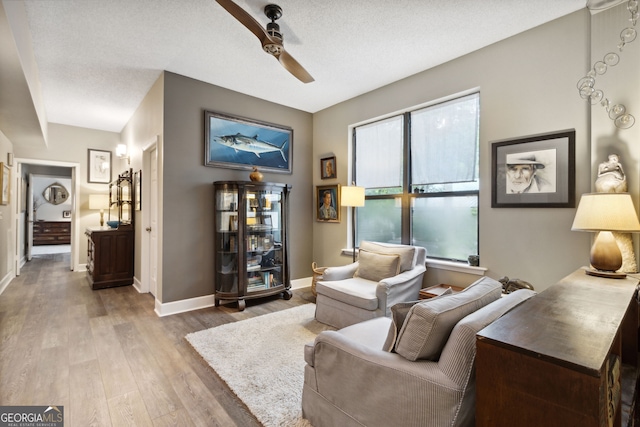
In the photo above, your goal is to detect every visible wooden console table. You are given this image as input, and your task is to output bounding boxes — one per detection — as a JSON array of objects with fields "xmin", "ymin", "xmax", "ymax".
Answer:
[{"xmin": 476, "ymin": 269, "xmax": 639, "ymax": 426}]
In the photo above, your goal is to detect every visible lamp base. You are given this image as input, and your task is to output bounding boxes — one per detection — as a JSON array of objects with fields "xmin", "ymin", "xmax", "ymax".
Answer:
[{"xmin": 584, "ymin": 268, "xmax": 627, "ymax": 279}]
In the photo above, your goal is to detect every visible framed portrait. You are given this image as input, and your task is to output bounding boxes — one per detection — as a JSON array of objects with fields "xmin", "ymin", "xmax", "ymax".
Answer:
[
  {"xmin": 0, "ymin": 162, "xmax": 9, "ymax": 205},
  {"xmin": 316, "ymin": 184, "xmax": 340, "ymax": 223},
  {"xmin": 320, "ymin": 155, "xmax": 337, "ymax": 180},
  {"xmin": 205, "ymin": 110, "xmax": 292, "ymax": 174},
  {"xmin": 491, "ymin": 129, "xmax": 575, "ymax": 208},
  {"xmin": 88, "ymin": 148, "xmax": 112, "ymax": 184},
  {"xmin": 62, "ymin": 210, "xmax": 71, "ymax": 218}
]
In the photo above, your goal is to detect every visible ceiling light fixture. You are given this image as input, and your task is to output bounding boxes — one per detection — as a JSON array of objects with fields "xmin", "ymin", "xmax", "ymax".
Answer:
[{"xmin": 577, "ymin": 0, "xmax": 638, "ymax": 129}]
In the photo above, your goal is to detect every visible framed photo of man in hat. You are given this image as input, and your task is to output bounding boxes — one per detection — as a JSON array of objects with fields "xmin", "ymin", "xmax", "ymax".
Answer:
[{"xmin": 492, "ymin": 129, "xmax": 575, "ymax": 208}]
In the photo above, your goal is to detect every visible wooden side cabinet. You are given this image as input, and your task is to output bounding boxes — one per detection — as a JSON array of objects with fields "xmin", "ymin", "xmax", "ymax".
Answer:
[
  {"xmin": 476, "ymin": 269, "xmax": 639, "ymax": 427},
  {"xmin": 85, "ymin": 227, "xmax": 134, "ymax": 290},
  {"xmin": 33, "ymin": 221, "xmax": 71, "ymax": 245}
]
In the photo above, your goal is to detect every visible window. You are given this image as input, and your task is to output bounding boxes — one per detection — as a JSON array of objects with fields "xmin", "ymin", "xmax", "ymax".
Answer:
[{"xmin": 353, "ymin": 92, "xmax": 479, "ymax": 262}]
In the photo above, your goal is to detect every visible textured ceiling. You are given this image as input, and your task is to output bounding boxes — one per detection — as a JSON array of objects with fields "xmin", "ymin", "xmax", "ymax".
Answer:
[{"xmin": 19, "ymin": 0, "xmax": 588, "ymax": 133}]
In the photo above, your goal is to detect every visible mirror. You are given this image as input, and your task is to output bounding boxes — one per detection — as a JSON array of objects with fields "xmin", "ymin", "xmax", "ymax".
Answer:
[{"xmin": 42, "ymin": 182, "xmax": 69, "ymax": 205}]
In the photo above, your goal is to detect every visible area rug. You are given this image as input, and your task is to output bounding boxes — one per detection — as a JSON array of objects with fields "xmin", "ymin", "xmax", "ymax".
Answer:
[{"xmin": 185, "ymin": 303, "xmax": 332, "ymax": 427}]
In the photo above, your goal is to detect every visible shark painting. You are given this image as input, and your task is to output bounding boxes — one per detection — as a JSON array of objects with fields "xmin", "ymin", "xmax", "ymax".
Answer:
[
  {"xmin": 212, "ymin": 133, "xmax": 288, "ymax": 162},
  {"xmin": 205, "ymin": 111, "xmax": 292, "ymax": 172}
]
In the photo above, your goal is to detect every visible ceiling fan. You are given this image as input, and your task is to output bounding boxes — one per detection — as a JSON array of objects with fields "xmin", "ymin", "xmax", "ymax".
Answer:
[{"xmin": 215, "ymin": 0, "xmax": 314, "ymax": 83}]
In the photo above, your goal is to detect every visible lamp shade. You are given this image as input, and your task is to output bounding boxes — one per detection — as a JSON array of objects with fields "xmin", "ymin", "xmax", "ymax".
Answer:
[
  {"xmin": 89, "ymin": 194, "xmax": 109, "ymax": 210},
  {"xmin": 341, "ymin": 186, "xmax": 365, "ymax": 207},
  {"xmin": 571, "ymin": 193, "xmax": 640, "ymax": 232}
]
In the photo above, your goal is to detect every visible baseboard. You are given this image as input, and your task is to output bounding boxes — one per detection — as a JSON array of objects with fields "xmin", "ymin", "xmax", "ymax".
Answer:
[
  {"xmin": 77, "ymin": 263, "xmax": 87, "ymax": 272},
  {"xmin": 155, "ymin": 294, "xmax": 216, "ymax": 317},
  {"xmin": 132, "ymin": 276, "xmax": 144, "ymax": 293},
  {"xmin": 291, "ymin": 276, "xmax": 312, "ymax": 290},
  {"xmin": 0, "ymin": 271, "xmax": 16, "ymax": 296}
]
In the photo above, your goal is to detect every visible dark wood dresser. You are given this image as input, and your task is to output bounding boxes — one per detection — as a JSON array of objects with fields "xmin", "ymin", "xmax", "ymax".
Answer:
[
  {"xmin": 85, "ymin": 226, "xmax": 134, "ymax": 290},
  {"xmin": 476, "ymin": 268, "xmax": 639, "ymax": 427},
  {"xmin": 33, "ymin": 221, "xmax": 71, "ymax": 245}
]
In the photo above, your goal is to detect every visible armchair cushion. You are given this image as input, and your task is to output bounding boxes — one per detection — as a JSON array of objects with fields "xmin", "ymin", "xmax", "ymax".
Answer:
[
  {"xmin": 315, "ymin": 277, "xmax": 379, "ymax": 311},
  {"xmin": 383, "ymin": 287, "xmax": 453, "ymax": 352},
  {"xmin": 354, "ymin": 249, "xmax": 401, "ymax": 282},
  {"xmin": 394, "ymin": 277, "xmax": 502, "ymax": 361},
  {"xmin": 359, "ymin": 241, "xmax": 416, "ymax": 272}
]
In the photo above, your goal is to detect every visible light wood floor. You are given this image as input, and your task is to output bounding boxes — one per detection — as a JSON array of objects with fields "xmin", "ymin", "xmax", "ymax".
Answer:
[{"xmin": 0, "ymin": 253, "xmax": 314, "ymax": 426}]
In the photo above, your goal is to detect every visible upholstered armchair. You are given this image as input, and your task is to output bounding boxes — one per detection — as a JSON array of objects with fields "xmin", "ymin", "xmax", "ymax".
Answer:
[
  {"xmin": 315, "ymin": 241, "xmax": 427, "ymax": 329},
  {"xmin": 303, "ymin": 278, "xmax": 536, "ymax": 427}
]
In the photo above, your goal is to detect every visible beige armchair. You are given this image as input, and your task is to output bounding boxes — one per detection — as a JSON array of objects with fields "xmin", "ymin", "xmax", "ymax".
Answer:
[
  {"xmin": 303, "ymin": 278, "xmax": 536, "ymax": 427},
  {"xmin": 315, "ymin": 241, "xmax": 427, "ymax": 329}
]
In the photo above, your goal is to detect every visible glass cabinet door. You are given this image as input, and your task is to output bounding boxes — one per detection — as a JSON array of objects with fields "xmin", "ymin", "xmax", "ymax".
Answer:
[
  {"xmin": 245, "ymin": 188, "xmax": 284, "ymax": 294},
  {"xmin": 216, "ymin": 187, "xmax": 239, "ymax": 294}
]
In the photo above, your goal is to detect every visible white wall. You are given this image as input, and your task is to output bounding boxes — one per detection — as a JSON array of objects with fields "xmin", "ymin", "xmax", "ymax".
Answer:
[
  {"xmin": 14, "ymin": 123, "xmax": 122, "ymax": 260},
  {"xmin": 32, "ymin": 176, "xmax": 72, "ymax": 222},
  {"xmin": 313, "ymin": 10, "xmax": 594, "ymax": 292}
]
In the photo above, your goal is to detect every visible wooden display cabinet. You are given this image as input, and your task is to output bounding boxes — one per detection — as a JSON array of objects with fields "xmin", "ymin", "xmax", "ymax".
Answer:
[
  {"xmin": 86, "ymin": 169, "xmax": 135, "ymax": 290},
  {"xmin": 213, "ymin": 181, "xmax": 292, "ymax": 311}
]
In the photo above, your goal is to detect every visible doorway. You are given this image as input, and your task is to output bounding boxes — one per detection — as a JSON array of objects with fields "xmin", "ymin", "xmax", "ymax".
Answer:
[{"xmin": 13, "ymin": 158, "xmax": 80, "ymax": 275}]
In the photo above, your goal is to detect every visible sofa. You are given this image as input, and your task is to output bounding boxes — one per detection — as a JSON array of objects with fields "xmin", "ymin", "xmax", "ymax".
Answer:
[
  {"xmin": 302, "ymin": 277, "xmax": 536, "ymax": 427},
  {"xmin": 315, "ymin": 241, "xmax": 427, "ymax": 329}
]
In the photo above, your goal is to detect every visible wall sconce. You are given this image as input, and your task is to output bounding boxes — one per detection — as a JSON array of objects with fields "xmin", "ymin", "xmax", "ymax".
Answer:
[
  {"xmin": 341, "ymin": 184, "xmax": 365, "ymax": 262},
  {"xmin": 116, "ymin": 144, "xmax": 130, "ymax": 165},
  {"xmin": 89, "ymin": 194, "xmax": 110, "ymax": 227},
  {"xmin": 571, "ymin": 192, "xmax": 640, "ymax": 278}
]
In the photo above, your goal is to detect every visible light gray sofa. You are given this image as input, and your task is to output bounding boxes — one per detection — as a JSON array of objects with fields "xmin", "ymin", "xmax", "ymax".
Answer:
[
  {"xmin": 302, "ymin": 277, "xmax": 536, "ymax": 427},
  {"xmin": 315, "ymin": 241, "xmax": 427, "ymax": 329}
]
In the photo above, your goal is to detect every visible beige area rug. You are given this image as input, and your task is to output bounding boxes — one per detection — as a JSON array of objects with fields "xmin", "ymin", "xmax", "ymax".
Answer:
[{"xmin": 186, "ymin": 303, "xmax": 332, "ymax": 427}]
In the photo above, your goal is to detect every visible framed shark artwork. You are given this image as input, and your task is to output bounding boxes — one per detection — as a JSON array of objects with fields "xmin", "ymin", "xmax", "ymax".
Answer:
[{"xmin": 205, "ymin": 110, "xmax": 292, "ymax": 174}]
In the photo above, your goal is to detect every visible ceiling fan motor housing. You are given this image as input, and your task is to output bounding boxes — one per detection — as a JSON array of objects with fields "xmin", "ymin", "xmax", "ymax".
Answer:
[{"xmin": 263, "ymin": 4, "xmax": 284, "ymax": 55}]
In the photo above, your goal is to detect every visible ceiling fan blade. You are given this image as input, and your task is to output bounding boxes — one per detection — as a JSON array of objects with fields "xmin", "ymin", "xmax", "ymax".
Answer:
[
  {"xmin": 215, "ymin": 0, "xmax": 271, "ymax": 45},
  {"xmin": 278, "ymin": 50, "xmax": 314, "ymax": 83}
]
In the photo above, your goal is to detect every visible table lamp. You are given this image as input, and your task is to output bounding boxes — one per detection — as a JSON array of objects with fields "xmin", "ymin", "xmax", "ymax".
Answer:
[
  {"xmin": 89, "ymin": 194, "xmax": 110, "ymax": 227},
  {"xmin": 571, "ymin": 193, "xmax": 640, "ymax": 278},
  {"xmin": 341, "ymin": 184, "xmax": 365, "ymax": 262}
]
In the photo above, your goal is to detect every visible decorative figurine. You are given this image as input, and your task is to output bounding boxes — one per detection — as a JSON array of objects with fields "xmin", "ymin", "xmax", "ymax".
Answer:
[{"xmin": 595, "ymin": 154, "xmax": 637, "ymax": 273}]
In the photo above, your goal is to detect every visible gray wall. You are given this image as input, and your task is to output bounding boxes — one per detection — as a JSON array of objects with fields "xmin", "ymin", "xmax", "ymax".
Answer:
[
  {"xmin": 161, "ymin": 72, "xmax": 313, "ymax": 303},
  {"xmin": 312, "ymin": 10, "xmax": 593, "ymax": 292}
]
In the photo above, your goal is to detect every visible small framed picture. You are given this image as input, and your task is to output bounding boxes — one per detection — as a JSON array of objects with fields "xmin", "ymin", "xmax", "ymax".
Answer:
[
  {"xmin": 491, "ymin": 129, "xmax": 575, "ymax": 208},
  {"xmin": 320, "ymin": 156, "xmax": 336, "ymax": 180},
  {"xmin": 62, "ymin": 210, "xmax": 71, "ymax": 218},
  {"xmin": 316, "ymin": 185, "xmax": 340, "ymax": 222},
  {"xmin": 0, "ymin": 162, "xmax": 9, "ymax": 205},
  {"xmin": 88, "ymin": 148, "xmax": 112, "ymax": 184}
]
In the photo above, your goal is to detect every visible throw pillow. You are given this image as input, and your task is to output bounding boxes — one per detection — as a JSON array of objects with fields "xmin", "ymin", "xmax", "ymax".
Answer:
[
  {"xmin": 394, "ymin": 277, "xmax": 502, "ymax": 361},
  {"xmin": 354, "ymin": 249, "xmax": 401, "ymax": 282},
  {"xmin": 359, "ymin": 241, "xmax": 416, "ymax": 273},
  {"xmin": 382, "ymin": 287, "xmax": 453, "ymax": 352}
]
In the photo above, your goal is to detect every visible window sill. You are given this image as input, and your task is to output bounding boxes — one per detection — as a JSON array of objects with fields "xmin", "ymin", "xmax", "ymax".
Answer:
[
  {"xmin": 342, "ymin": 249, "xmax": 486, "ymax": 276},
  {"xmin": 425, "ymin": 258, "xmax": 487, "ymax": 276}
]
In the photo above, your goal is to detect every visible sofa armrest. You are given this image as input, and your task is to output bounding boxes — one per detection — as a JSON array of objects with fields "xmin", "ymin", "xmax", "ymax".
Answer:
[
  {"xmin": 322, "ymin": 262, "xmax": 359, "ymax": 281},
  {"xmin": 308, "ymin": 329, "xmax": 464, "ymax": 427}
]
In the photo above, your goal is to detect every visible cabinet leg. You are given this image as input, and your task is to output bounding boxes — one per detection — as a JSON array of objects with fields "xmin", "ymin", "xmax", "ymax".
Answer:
[
  {"xmin": 283, "ymin": 289, "xmax": 293, "ymax": 300},
  {"xmin": 238, "ymin": 299, "xmax": 246, "ymax": 311},
  {"xmin": 214, "ymin": 297, "xmax": 220, "ymax": 307}
]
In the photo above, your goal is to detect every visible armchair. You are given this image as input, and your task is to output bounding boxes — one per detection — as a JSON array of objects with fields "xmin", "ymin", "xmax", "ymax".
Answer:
[
  {"xmin": 315, "ymin": 241, "xmax": 427, "ymax": 329},
  {"xmin": 303, "ymin": 280, "xmax": 536, "ymax": 427}
]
